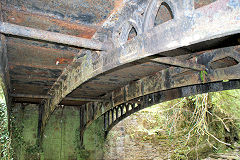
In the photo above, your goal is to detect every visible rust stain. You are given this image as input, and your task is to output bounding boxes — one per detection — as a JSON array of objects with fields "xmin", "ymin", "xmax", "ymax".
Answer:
[
  {"xmin": 9, "ymin": 62, "xmax": 65, "ymax": 70},
  {"xmin": 4, "ymin": 7, "xmax": 97, "ymax": 38},
  {"xmin": 11, "ymin": 75, "xmax": 57, "ymax": 81},
  {"xmin": 51, "ymin": 19, "xmax": 97, "ymax": 39},
  {"xmin": 7, "ymin": 9, "xmax": 24, "ymax": 24},
  {"xmin": 8, "ymin": 42, "xmax": 74, "ymax": 67},
  {"xmin": 56, "ymin": 58, "xmax": 72, "ymax": 65},
  {"xmin": 9, "ymin": 65, "xmax": 14, "ymax": 70},
  {"xmin": 7, "ymin": 39, "xmax": 76, "ymax": 57},
  {"xmin": 113, "ymin": 0, "xmax": 124, "ymax": 13},
  {"xmin": 98, "ymin": 0, "xmax": 124, "ymax": 25}
]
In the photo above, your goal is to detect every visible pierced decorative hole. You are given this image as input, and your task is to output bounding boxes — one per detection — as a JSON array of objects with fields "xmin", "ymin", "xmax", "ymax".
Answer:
[
  {"xmin": 194, "ymin": 0, "xmax": 217, "ymax": 9},
  {"xmin": 119, "ymin": 106, "xmax": 122, "ymax": 115},
  {"xmin": 127, "ymin": 27, "xmax": 137, "ymax": 41},
  {"xmin": 109, "ymin": 112, "xmax": 112, "ymax": 124},
  {"xmin": 123, "ymin": 106, "xmax": 127, "ymax": 114},
  {"xmin": 113, "ymin": 109, "xmax": 116, "ymax": 121},
  {"xmin": 127, "ymin": 104, "xmax": 132, "ymax": 111},
  {"xmin": 210, "ymin": 57, "xmax": 239, "ymax": 69},
  {"xmin": 154, "ymin": 2, "xmax": 173, "ymax": 26},
  {"xmin": 115, "ymin": 107, "xmax": 119, "ymax": 118},
  {"xmin": 134, "ymin": 103, "xmax": 138, "ymax": 108}
]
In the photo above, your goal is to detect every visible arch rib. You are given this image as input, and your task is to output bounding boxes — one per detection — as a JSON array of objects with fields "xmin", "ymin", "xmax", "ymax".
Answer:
[
  {"xmin": 105, "ymin": 80, "xmax": 240, "ymax": 134},
  {"xmin": 79, "ymin": 45, "xmax": 240, "ymax": 137},
  {"xmin": 40, "ymin": 0, "xmax": 240, "ymax": 140}
]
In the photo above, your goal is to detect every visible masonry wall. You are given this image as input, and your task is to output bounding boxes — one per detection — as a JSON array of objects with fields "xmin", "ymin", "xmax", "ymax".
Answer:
[
  {"xmin": 42, "ymin": 106, "xmax": 80, "ymax": 160},
  {"xmin": 11, "ymin": 103, "xmax": 105, "ymax": 160},
  {"xmin": 103, "ymin": 110, "xmax": 174, "ymax": 160}
]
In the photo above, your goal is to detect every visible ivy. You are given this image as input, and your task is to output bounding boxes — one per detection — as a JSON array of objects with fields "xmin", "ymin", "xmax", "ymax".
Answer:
[
  {"xmin": 0, "ymin": 103, "xmax": 12, "ymax": 160},
  {"xmin": 10, "ymin": 107, "xmax": 41, "ymax": 159},
  {"xmin": 200, "ymin": 70, "xmax": 208, "ymax": 83},
  {"xmin": 11, "ymin": 114, "xmax": 25, "ymax": 158},
  {"xmin": 25, "ymin": 144, "xmax": 40, "ymax": 160}
]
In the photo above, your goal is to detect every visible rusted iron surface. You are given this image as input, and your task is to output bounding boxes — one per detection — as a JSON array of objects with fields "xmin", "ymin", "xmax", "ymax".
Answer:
[
  {"xmin": 7, "ymin": 38, "xmax": 75, "ymax": 68},
  {"xmin": 12, "ymin": 97, "xmax": 88, "ymax": 106},
  {"xmin": 7, "ymin": 36, "xmax": 76, "ymax": 95},
  {"xmin": 67, "ymin": 62, "xmax": 167, "ymax": 97},
  {"xmin": 8, "ymin": 35, "xmax": 81, "ymax": 53},
  {"xmin": 0, "ymin": 1, "xmax": 11, "ymax": 101},
  {"xmin": 38, "ymin": 0, "xmax": 240, "ymax": 139},
  {"xmin": 3, "ymin": 7, "xmax": 97, "ymax": 39},
  {"xmin": 12, "ymin": 83, "xmax": 51, "ymax": 95},
  {"xmin": 0, "ymin": 21, "xmax": 111, "ymax": 50},
  {"xmin": 104, "ymin": 79, "xmax": 240, "ymax": 134},
  {"xmin": 110, "ymin": 45, "xmax": 240, "ymax": 106},
  {"xmin": 77, "ymin": 79, "xmax": 240, "ymax": 137},
  {"xmin": 151, "ymin": 57, "xmax": 206, "ymax": 71},
  {"xmin": 44, "ymin": 0, "xmax": 240, "ymax": 118},
  {"xmin": 11, "ymin": 93, "xmax": 108, "ymax": 102},
  {"xmin": 4, "ymin": 0, "xmax": 240, "ymax": 144},
  {"xmin": 79, "ymin": 45, "xmax": 240, "ymax": 135},
  {"xmin": 5, "ymin": 0, "xmax": 121, "ymax": 25}
]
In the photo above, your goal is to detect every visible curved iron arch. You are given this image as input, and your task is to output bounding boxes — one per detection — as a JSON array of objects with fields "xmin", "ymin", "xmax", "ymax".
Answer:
[{"xmin": 104, "ymin": 79, "xmax": 240, "ymax": 135}]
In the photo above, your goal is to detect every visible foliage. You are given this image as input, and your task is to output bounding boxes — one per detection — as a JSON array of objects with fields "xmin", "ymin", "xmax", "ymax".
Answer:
[
  {"xmin": 0, "ymin": 103, "xmax": 12, "ymax": 160},
  {"xmin": 158, "ymin": 91, "xmax": 240, "ymax": 159},
  {"xmin": 0, "ymin": 82, "xmax": 12, "ymax": 160},
  {"xmin": 77, "ymin": 149, "xmax": 90, "ymax": 160},
  {"xmin": 124, "ymin": 89, "xmax": 240, "ymax": 159},
  {"xmin": 211, "ymin": 89, "xmax": 240, "ymax": 120},
  {"xmin": 10, "ymin": 106, "xmax": 41, "ymax": 159},
  {"xmin": 200, "ymin": 70, "xmax": 208, "ymax": 83},
  {"xmin": 25, "ymin": 144, "xmax": 40, "ymax": 160}
]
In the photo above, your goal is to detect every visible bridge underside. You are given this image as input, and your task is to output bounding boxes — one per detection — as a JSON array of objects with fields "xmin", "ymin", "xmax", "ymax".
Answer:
[{"xmin": 0, "ymin": 0, "xmax": 240, "ymax": 146}]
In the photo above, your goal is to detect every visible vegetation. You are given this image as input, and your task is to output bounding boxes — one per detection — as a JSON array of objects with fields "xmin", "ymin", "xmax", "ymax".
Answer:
[
  {"xmin": 1, "ymin": 80, "xmax": 240, "ymax": 159},
  {"xmin": 0, "ymin": 82, "xmax": 12, "ymax": 159},
  {"xmin": 0, "ymin": 102, "xmax": 12, "ymax": 160},
  {"xmin": 137, "ymin": 90, "xmax": 240, "ymax": 159}
]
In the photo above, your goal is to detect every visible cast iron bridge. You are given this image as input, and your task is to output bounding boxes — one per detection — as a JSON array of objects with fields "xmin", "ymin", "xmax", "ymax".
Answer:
[{"xmin": 0, "ymin": 0, "xmax": 240, "ymax": 146}]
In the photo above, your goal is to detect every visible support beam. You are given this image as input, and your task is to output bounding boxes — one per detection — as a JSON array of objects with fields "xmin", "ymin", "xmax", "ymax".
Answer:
[
  {"xmin": 105, "ymin": 80, "xmax": 240, "ymax": 134},
  {"xmin": 40, "ymin": 0, "xmax": 240, "ymax": 141},
  {"xmin": 3, "ymin": 7, "xmax": 97, "ymax": 39},
  {"xmin": 36, "ymin": 103, "xmax": 44, "ymax": 147},
  {"xmin": 10, "ymin": 93, "xmax": 108, "ymax": 102},
  {"xmin": 0, "ymin": 2, "xmax": 11, "ymax": 102},
  {"xmin": 111, "ymin": 46, "xmax": 240, "ymax": 106},
  {"xmin": 151, "ymin": 57, "xmax": 206, "ymax": 71},
  {"xmin": 0, "ymin": 21, "xmax": 111, "ymax": 51},
  {"xmin": 82, "ymin": 46, "xmax": 240, "ymax": 133},
  {"xmin": 47, "ymin": 0, "xmax": 240, "ymax": 109}
]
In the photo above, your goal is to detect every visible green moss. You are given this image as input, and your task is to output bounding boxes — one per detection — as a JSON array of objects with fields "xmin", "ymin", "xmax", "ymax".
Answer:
[
  {"xmin": 25, "ymin": 144, "xmax": 40, "ymax": 160},
  {"xmin": 82, "ymin": 117, "xmax": 105, "ymax": 160},
  {"xmin": 77, "ymin": 149, "xmax": 90, "ymax": 160}
]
